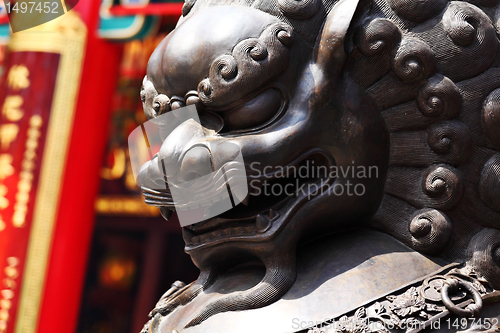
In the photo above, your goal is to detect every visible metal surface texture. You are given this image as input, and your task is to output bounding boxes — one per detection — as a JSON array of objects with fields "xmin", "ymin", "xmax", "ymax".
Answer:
[{"xmin": 135, "ymin": 0, "xmax": 500, "ymax": 331}]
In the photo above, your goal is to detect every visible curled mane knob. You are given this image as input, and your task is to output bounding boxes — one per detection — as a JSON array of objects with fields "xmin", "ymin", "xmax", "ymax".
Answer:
[
  {"xmin": 409, "ymin": 208, "xmax": 452, "ymax": 255},
  {"xmin": 213, "ymin": 55, "xmax": 238, "ymax": 81},
  {"xmin": 444, "ymin": 2, "xmax": 497, "ymax": 47},
  {"xmin": 467, "ymin": 228, "xmax": 500, "ymax": 290},
  {"xmin": 153, "ymin": 95, "xmax": 171, "ymax": 116},
  {"xmin": 241, "ymin": 39, "xmax": 268, "ymax": 61},
  {"xmin": 479, "ymin": 154, "xmax": 500, "ymax": 213},
  {"xmin": 277, "ymin": 0, "xmax": 321, "ymax": 20},
  {"xmin": 409, "ymin": 216, "xmax": 432, "ymax": 238},
  {"xmin": 387, "ymin": 0, "xmax": 447, "ymax": 22},
  {"xmin": 195, "ymin": 22, "xmax": 292, "ymax": 108},
  {"xmin": 197, "ymin": 55, "xmax": 238, "ymax": 105},
  {"xmin": 432, "ymin": 2, "xmax": 497, "ymax": 81},
  {"xmin": 356, "ymin": 18, "xmax": 401, "ymax": 57},
  {"xmin": 428, "ymin": 120, "xmax": 473, "ymax": 165},
  {"xmin": 185, "ymin": 91, "xmax": 200, "ymax": 106},
  {"xmin": 170, "ymin": 96, "xmax": 186, "ymax": 110},
  {"xmin": 273, "ymin": 24, "xmax": 294, "ymax": 48},
  {"xmin": 423, "ymin": 165, "xmax": 464, "ymax": 210},
  {"xmin": 198, "ymin": 79, "xmax": 213, "ymax": 104},
  {"xmin": 444, "ymin": 10, "xmax": 475, "ymax": 46},
  {"xmin": 425, "ymin": 175, "xmax": 445, "ymax": 197},
  {"xmin": 392, "ymin": 38, "xmax": 436, "ymax": 83},
  {"xmin": 417, "ymin": 75, "xmax": 461, "ymax": 119},
  {"xmin": 483, "ymin": 89, "xmax": 500, "ymax": 149}
]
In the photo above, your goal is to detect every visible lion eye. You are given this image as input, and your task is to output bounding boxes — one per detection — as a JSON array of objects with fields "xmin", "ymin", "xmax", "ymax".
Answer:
[
  {"xmin": 223, "ymin": 89, "xmax": 283, "ymax": 131},
  {"xmin": 140, "ymin": 89, "xmax": 147, "ymax": 103}
]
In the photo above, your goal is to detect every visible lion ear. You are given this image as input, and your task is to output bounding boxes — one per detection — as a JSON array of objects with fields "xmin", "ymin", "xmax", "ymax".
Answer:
[{"xmin": 314, "ymin": 0, "xmax": 363, "ymax": 78}]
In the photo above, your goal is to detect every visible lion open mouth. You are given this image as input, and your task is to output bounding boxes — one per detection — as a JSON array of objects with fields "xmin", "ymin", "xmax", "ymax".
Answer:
[{"xmin": 142, "ymin": 151, "xmax": 334, "ymax": 248}]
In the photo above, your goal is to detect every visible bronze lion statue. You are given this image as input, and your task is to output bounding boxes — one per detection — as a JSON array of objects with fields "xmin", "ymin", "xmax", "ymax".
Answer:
[{"xmin": 135, "ymin": 0, "xmax": 500, "ymax": 332}]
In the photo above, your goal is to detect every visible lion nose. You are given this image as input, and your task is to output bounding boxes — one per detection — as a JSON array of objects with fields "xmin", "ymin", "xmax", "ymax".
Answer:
[
  {"xmin": 138, "ymin": 158, "xmax": 167, "ymax": 189},
  {"xmin": 178, "ymin": 146, "xmax": 213, "ymax": 182},
  {"xmin": 157, "ymin": 119, "xmax": 216, "ymax": 185}
]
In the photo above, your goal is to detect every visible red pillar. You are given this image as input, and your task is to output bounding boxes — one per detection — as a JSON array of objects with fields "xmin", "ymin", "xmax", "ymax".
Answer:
[{"xmin": 36, "ymin": 2, "xmax": 123, "ymax": 333}]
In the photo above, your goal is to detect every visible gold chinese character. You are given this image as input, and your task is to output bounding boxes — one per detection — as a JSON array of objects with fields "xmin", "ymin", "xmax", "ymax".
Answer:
[
  {"xmin": 7, "ymin": 65, "xmax": 30, "ymax": 91},
  {"xmin": 0, "ymin": 124, "xmax": 19, "ymax": 151},
  {"xmin": 0, "ymin": 185, "xmax": 9, "ymax": 210},
  {"xmin": 21, "ymin": 159, "xmax": 35, "ymax": 172},
  {"xmin": 2, "ymin": 279, "xmax": 15, "ymax": 290},
  {"xmin": 17, "ymin": 178, "xmax": 31, "ymax": 193},
  {"xmin": 6, "ymin": 258, "xmax": 18, "ymax": 267},
  {"xmin": 12, "ymin": 211, "xmax": 25, "ymax": 228},
  {"xmin": 0, "ymin": 155, "xmax": 14, "ymax": 181},
  {"xmin": 15, "ymin": 192, "xmax": 29, "ymax": 205},
  {"xmin": 0, "ymin": 309, "xmax": 8, "ymax": 321},
  {"xmin": 2, "ymin": 96, "xmax": 24, "ymax": 122},
  {"xmin": 0, "ymin": 299, "xmax": 11, "ymax": 310},
  {"xmin": 3, "ymin": 267, "xmax": 17, "ymax": 280},
  {"xmin": 29, "ymin": 115, "xmax": 42, "ymax": 128},
  {"xmin": 0, "ymin": 290, "xmax": 13, "ymax": 300}
]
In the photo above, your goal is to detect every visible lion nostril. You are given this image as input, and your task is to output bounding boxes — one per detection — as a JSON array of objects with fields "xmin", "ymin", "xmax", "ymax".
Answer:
[{"xmin": 179, "ymin": 146, "xmax": 213, "ymax": 182}]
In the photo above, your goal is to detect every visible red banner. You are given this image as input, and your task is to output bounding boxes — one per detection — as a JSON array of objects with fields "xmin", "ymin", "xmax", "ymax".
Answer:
[
  {"xmin": 0, "ymin": 50, "xmax": 60, "ymax": 333},
  {"xmin": 0, "ymin": 11, "xmax": 86, "ymax": 333}
]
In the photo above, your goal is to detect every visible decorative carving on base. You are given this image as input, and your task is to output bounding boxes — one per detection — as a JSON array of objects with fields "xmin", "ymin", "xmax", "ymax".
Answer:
[{"xmin": 307, "ymin": 265, "xmax": 499, "ymax": 333}]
